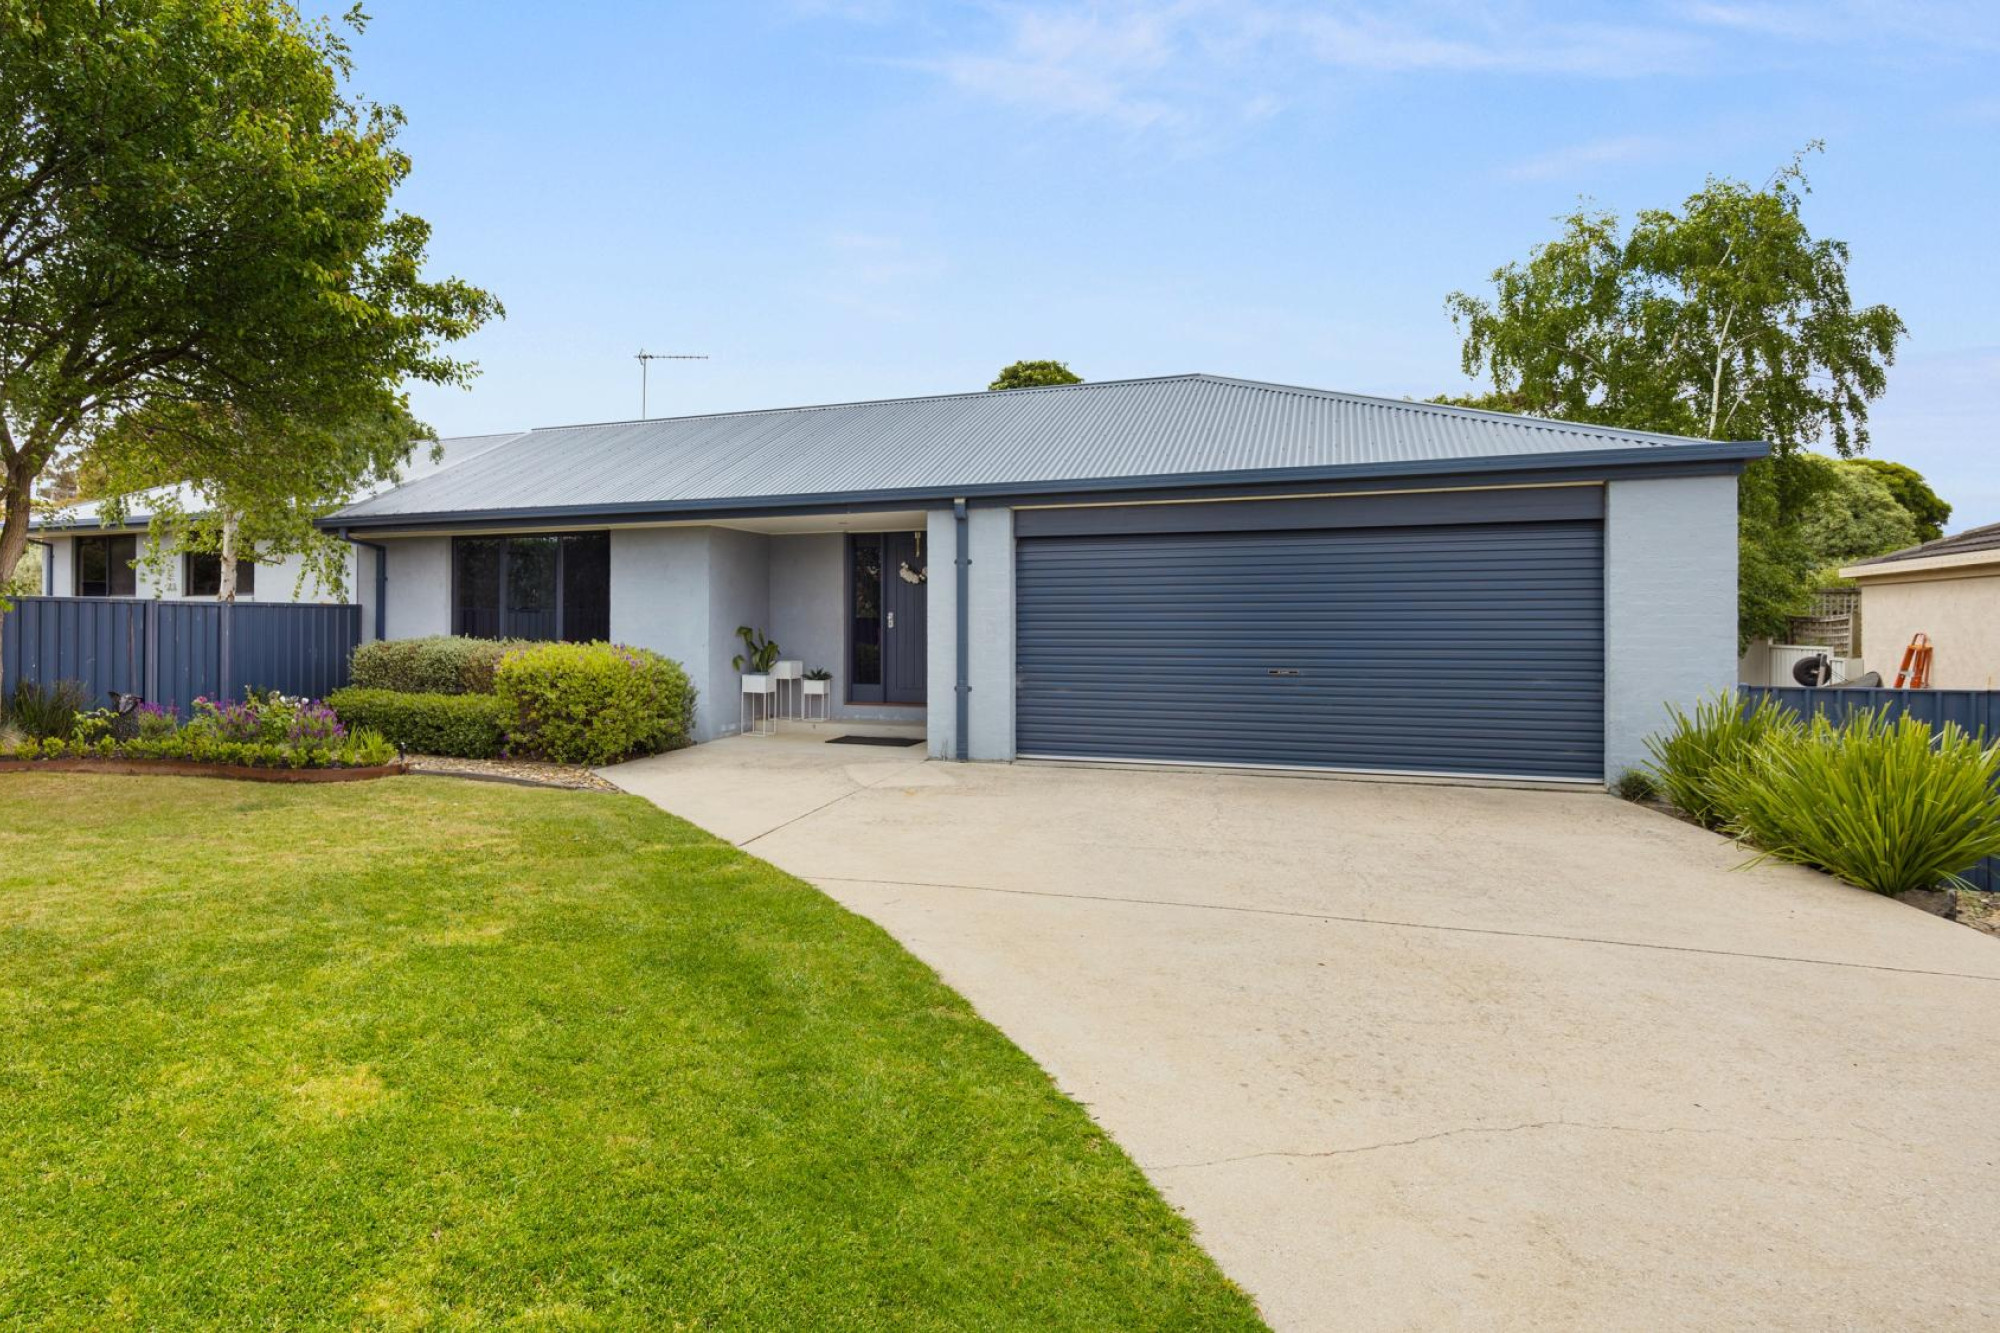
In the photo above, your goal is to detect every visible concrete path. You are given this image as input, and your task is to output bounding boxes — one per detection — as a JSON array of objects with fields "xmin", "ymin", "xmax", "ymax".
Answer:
[{"xmin": 607, "ymin": 737, "xmax": 2000, "ymax": 1331}]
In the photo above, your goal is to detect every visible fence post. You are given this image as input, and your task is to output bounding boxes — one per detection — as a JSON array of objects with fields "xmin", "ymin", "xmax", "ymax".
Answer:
[
  {"xmin": 219, "ymin": 602, "xmax": 233, "ymax": 702},
  {"xmin": 143, "ymin": 601, "xmax": 159, "ymax": 702}
]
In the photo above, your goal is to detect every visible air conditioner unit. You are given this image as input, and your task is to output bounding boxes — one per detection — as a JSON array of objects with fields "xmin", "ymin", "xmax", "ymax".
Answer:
[{"xmin": 1768, "ymin": 644, "xmax": 1865, "ymax": 688}]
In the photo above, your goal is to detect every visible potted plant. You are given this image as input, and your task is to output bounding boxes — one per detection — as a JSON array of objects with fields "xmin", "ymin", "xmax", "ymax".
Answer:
[
  {"xmin": 732, "ymin": 626, "xmax": 781, "ymax": 684},
  {"xmin": 801, "ymin": 666, "xmax": 832, "ymax": 721},
  {"xmin": 734, "ymin": 627, "xmax": 782, "ymax": 734}
]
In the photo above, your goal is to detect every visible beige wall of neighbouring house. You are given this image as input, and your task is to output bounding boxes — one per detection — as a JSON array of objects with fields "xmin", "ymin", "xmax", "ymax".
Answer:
[{"xmin": 1855, "ymin": 572, "xmax": 2000, "ymax": 689}]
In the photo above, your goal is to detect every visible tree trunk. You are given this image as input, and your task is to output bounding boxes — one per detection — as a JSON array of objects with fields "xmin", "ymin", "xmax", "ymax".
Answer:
[
  {"xmin": 0, "ymin": 455, "xmax": 33, "ymax": 594},
  {"xmin": 217, "ymin": 510, "xmax": 238, "ymax": 602},
  {"xmin": 0, "ymin": 454, "xmax": 37, "ymax": 690}
]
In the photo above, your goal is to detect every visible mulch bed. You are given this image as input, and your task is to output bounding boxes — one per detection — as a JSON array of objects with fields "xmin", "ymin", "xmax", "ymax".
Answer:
[
  {"xmin": 0, "ymin": 758, "xmax": 408, "ymax": 784},
  {"xmin": 403, "ymin": 755, "xmax": 617, "ymax": 792}
]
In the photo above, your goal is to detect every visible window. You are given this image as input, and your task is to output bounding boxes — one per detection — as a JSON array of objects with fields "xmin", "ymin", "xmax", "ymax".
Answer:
[
  {"xmin": 452, "ymin": 533, "xmax": 610, "ymax": 642},
  {"xmin": 849, "ymin": 536, "xmax": 882, "ymax": 695},
  {"xmin": 75, "ymin": 535, "xmax": 138, "ymax": 597},
  {"xmin": 184, "ymin": 552, "xmax": 256, "ymax": 598}
]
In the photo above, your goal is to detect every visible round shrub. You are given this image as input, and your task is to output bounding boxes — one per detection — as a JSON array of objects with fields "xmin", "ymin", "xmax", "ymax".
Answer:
[
  {"xmin": 327, "ymin": 688, "xmax": 512, "ymax": 759},
  {"xmin": 349, "ymin": 636, "xmax": 522, "ymax": 695},
  {"xmin": 494, "ymin": 642, "xmax": 694, "ymax": 766}
]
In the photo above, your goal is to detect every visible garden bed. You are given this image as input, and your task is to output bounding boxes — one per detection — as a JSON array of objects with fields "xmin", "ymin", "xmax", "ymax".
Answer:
[
  {"xmin": 404, "ymin": 754, "xmax": 615, "ymax": 791},
  {"xmin": 0, "ymin": 757, "xmax": 407, "ymax": 783}
]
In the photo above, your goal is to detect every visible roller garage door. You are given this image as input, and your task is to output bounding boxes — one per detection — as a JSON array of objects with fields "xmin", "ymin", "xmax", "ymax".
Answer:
[{"xmin": 1014, "ymin": 495, "xmax": 1605, "ymax": 780}]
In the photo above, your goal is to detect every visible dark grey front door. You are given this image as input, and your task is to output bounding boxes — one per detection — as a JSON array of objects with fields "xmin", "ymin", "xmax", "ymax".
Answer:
[
  {"xmin": 848, "ymin": 532, "xmax": 927, "ymax": 705},
  {"xmin": 882, "ymin": 531, "xmax": 928, "ymax": 704}
]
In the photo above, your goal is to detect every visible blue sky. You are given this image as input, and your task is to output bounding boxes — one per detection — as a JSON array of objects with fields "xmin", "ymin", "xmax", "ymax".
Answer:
[{"xmin": 345, "ymin": 1, "xmax": 1999, "ymax": 528}]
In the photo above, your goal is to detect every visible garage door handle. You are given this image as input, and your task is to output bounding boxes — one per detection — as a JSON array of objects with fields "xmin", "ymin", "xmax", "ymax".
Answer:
[{"xmin": 1267, "ymin": 668, "xmax": 1301, "ymax": 676}]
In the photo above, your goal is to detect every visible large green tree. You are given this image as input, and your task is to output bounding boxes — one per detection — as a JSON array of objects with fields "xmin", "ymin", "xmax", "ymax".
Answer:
[
  {"xmin": 1796, "ymin": 458, "xmax": 1919, "ymax": 569},
  {"xmin": 1844, "ymin": 457, "xmax": 1950, "ymax": 544},
  {"xmin": 0, "ymin": 1, "xmax": 498, "ymax": 601},
  {"xmin": 1440, "ymin": 146, "xmax": 1904, "ymax": 643},
  {"xmin": 989, "ymin": 360, "xmax": 1083, "ymax": 390}
]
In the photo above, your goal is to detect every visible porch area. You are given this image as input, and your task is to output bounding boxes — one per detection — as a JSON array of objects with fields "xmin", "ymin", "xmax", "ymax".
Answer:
[{"xmin": 607, "ymin": 513, "xmax": 936, "ymax": 746}]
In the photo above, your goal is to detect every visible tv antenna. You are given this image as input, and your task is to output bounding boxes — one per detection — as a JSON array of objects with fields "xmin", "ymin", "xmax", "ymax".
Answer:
[{"xmin": 635, "ymin": 349, "xmax": 708, "ymax": 419}]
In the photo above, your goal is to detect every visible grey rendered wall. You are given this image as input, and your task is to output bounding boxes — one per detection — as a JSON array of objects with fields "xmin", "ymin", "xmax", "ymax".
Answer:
[
  {"xmin": 381, "ymin": 536, "xmax": 453, "ymax": 641},
  {"xmin": 1604, "ymin": 474, "xmax": 1739, "ymax": 782},
  {"xmin": 610, "ymin": 527, "xmax": 722, "ymax": 738},
  {"xmin": 767, "ymin": 533, "xmax": 916, "ymax": 723},
  {"xmin": 924, "ymin": 506, "xmax": 1015, "ymax": 761},
  {"xmin": 705, "ymin": 527, "xmax": 770, "ymax": 740},
  {"xmin": 44, "ymin": 536, "xmax": 72, "ymax": 596},
  {"xmin": 925, "ymin": 510, "xmax": 956, "ymax": 757}
]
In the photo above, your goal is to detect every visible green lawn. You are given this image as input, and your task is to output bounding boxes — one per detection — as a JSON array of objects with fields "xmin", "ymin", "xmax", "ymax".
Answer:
[{"xmin": 0, "ymin": 774, "xmax": 1262, "ymax": 1330}]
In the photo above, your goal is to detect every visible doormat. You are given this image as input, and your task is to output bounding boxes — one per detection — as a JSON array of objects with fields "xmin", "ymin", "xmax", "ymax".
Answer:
[{"xmin": 826, "ymin": 735, "xmax": 925, "ymax": 747}]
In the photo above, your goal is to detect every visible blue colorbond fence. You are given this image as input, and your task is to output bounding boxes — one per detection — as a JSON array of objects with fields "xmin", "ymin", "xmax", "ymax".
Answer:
[
  {"xmin": 1, "ymin": 597, "xmax": 360, "ymax": 716},
  {"xmin": 1742, "ymin": 685, "xmax": 2000, "ymax": 892}
]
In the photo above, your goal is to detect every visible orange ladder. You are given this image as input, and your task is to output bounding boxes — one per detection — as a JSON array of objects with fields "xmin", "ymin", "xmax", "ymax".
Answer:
[{"xmin": 1892, "ymin": 633, "xmax": 1933, "ymax": 689}]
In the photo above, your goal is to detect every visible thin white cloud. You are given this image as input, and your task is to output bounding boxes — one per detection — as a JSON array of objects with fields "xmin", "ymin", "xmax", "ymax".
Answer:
[
  {"xmin": 825, "ymin": 1, "xmax": 1995, "ymax": 137},
  {"xmin": 1503, "ymin": 134, "xmax": 1677, "ymax": 181}
]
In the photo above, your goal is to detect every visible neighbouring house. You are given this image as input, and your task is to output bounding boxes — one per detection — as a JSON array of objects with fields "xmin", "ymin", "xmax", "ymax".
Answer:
[
  {"xmin": 317, "ymin": 374, "xmax": 1758, "ymax": 783},
  {"xmin": 1840, "ymin": 521, "xmax": 2000, "ymax": 689},
  {"xmin": 28, "ymin": 431, "xmax": 527, "ymax": 605}
]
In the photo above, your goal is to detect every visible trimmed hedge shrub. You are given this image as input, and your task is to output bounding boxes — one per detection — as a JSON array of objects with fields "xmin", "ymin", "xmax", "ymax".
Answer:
[
  {"xmin": 349, "ymin": 636, "xmax": 522, "ymax": 696},
  {"xmin": 327, "ymin": 688, "xmax": 512, "ymax": 759},
  {"xmin": 494, "ymin": 642, "xmax": 694, "ymax": 766}
]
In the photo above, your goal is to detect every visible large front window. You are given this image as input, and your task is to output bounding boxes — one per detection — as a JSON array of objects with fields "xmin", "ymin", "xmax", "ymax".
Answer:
[
  {"xmin": 452, "ymin": 533, "xmax": 610, "ymax": 641},
  {"xmin": 75, "ymin": 535, "xmax": 138, "ymax": 597}
]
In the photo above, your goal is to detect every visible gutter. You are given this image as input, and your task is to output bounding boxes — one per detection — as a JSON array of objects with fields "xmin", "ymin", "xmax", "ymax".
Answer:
[
  {"xmin": 954, "ymin": 498, "xmax": 969, "ymax": 762},
  {"xmin": 338, "ymin": 529, "xmax": 388, "ymax": 641}
]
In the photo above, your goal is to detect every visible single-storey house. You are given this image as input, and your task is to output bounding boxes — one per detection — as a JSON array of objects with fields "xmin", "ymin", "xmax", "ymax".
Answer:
[
  {"xmin": 1840, "ymin": 521, "xmax": 2000, "ymax": 689},
  {"xmin": 314, "ymin": 374, "xmax": 1758, "ymax": 784}
]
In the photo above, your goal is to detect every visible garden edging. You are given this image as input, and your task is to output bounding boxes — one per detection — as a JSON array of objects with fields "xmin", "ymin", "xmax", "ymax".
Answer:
[{"xmin": 0, "ymin": 758, "xmax": 409, "ymax": 784}]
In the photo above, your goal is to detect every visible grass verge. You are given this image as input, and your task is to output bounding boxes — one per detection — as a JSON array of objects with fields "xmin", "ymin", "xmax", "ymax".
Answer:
[{"xmin": 0, "ymin": 774, "xmax": 1261, "ymax": 1329}]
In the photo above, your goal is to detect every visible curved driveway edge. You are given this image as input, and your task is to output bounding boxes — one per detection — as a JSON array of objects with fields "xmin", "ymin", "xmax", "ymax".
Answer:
[{"xmin": 606, "ymin": 737, "xmax": 2000, "ymax": 1331}]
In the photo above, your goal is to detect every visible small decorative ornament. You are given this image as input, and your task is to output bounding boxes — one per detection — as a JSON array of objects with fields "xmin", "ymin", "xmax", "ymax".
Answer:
[{"xmin": 898, "ymin": 530, "xmax": 927, "ymax": 584}]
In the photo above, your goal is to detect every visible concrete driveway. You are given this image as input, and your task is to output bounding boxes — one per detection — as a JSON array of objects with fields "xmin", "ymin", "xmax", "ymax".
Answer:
[{"xmin": 607, "ymin": 737, "xmax": 2000, "ymax": 1331}]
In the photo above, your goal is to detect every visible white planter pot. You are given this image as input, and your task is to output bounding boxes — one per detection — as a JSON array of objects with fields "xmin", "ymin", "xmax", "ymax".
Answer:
[
  {"xmin": 802, "ymin": 678, "xmax": 830, "ymax": 696},
  {"xmin": 772, "ymin": 659, "xmax": 804, "ymax": 681},
  {"xmin": 741, "ymin": 673, "xmax": 775, "ymax": 694}
]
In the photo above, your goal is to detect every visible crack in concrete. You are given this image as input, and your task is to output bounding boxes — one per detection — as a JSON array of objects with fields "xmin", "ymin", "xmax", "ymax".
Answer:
[
  {"xmin": 733, "ymin": 763, "xmax": 932, "ymax": 849},
  {"xmin": 1148, "ymin": 1119, "xmax": 1883, "ymax": 1172},
  {"xmin": 803, "ymin": 874, "xmax": 2000, "ymax": 983}
]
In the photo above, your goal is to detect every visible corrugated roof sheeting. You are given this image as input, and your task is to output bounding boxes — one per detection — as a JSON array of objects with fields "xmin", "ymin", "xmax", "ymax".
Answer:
[
  {"xmin": 1855, "ymin": 519, "xmax": 2000, "ymax": 566},
  {"xmin": 335, "ymin": 374, "xmax": 1735, "ymax": 520}
]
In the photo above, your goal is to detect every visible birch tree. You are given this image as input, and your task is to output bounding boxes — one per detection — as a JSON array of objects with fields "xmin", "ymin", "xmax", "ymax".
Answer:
[{"xmin": 1439, "ymin": 145, "xmax": 1905, "ymax": 642}]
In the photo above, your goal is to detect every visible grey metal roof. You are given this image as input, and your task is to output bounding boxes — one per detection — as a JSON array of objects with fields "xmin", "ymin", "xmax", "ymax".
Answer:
[
  {"xmin": 1853, "ymin": 519, "xmax": 2000, "ymax": 567},
  {"xmin": 332, "ymin": 374, "xmax": 1761, "ymax": 525}
]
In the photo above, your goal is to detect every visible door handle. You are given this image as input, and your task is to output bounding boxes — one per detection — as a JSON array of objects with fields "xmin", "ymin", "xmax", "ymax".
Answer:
[{"xmin": 887, "ymin": 611, "xmax": 896, "ymax": 630}]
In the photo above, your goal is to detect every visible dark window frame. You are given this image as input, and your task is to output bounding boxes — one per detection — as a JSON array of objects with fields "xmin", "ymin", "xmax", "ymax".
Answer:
[
  {"xmin": 74, "ymin": 535, "xmax": 138, "ymax": 598},
  {"xmin": 450, "ymin": 532, "xmax": 609, "ymax": 643},
  {"xmin": 845, "ymin": 533, "xmax": 888, "ymax": 705},
  {"xmin": 183, "ymin": 551, "xmax": 256, "ymax": 598}
]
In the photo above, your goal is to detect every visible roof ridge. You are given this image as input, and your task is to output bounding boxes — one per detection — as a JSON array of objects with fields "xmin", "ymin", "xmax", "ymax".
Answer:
[
  {"xmin": 528, "ymin": 373, "xmax": 1213, "ymax": 434},
  {"xmin": 1855, "ymin": 516, "xmax": 2000, "ymax": 565},
  {"xmin": 519, "ymin": 373, "xmax": 1743, "ymax": 451}
]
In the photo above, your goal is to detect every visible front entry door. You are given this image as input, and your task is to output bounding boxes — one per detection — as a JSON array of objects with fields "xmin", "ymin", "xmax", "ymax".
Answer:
[{"xmin": 848, "ymin": 532, "xmax": 928, "ymax": 705}]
